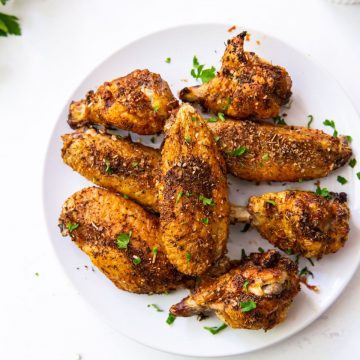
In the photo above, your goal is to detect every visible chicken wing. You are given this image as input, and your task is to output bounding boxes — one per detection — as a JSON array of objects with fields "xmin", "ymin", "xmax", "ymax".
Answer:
[
  {"xmin": 61, "ymin": 128, "xmax": 160, "ymax": 212},
  {"xmin": 159, "ymin": 104, "xmax": 230, "ymax": 276},
  {"xmin": 68, "ymin": 69, "xmax": 178, "ymax": 135},
  {"xmin": 170, "ymin": 250, "xmax": 300, "ymax": 330},
  {"xmin": 180, "ymin": 31, "xmax": 292, "ymax": 120},
  {"xmin": 58, "ymin": 187, "xmax": 191, "ymax": 294},
  {"xmin": 247, "ymin": 190, "xmax": 350, "ymax": 258},
  {"xmin": 208, "ymin": 120, "xmax": 352, "ymax": 182}
]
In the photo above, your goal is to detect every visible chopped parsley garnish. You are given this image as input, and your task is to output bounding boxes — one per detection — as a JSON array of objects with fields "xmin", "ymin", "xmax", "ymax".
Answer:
[
  {"xmin": 153, "ymin": 104, "xmax": 160, "ymax": 112},
  {"xmin": 0, "ymin": 12, "xmax": 21, "ymax": 37},
  {"xmin": 35, "ymin": 272, "xmax": 39, "ymax": 277},
  {"xmin": 116, "ymin": 230, "xmax": 132, "ymax": 249},
  {"xmin": 203, "ymin": 323, "xmax": 228, "ymax": 335},
  {"xmin": 150, "ymin": 136, "xmax": 156, "ymax": 144},
  {"xmin": 226, "ymin": 146, "xmax": 248, "ymax": 156},
  {"xmin": 337, "ymin": 175, "xmax": 348, "ymax": 185},
  {"xmin": 273, "ymin": 115, "xmax": 287, "ymax": 125},
  {"xmin": 258, "ymin": 247, "xmax": 265, "ymax": 253},
  {"xmin": 199, "ymin": 194, "xmax": 215, "ymax": 206},
  {"xmin": 152, "ymin": 246, "xmax": 158, "ymax": 263},
  {"xmin": 166, "ymin": 313, "xmax": 176, "ymax": 325},
  {"xmin": 191, "ymin": 116, "xmax": 197, "ymax": 122},
  {"xmin": 214, "ymin": 136, "xmax": 221, "ymax": 143},
  {"xmin": 357, "ymin": 172, "xmax": 360, "ymax": 180},
  {"xmin": 185, "ymin": 191, "xmax": 192, "ymax": 197},
  {"xmin": 131, "ymin": 161, "xmax": 139, "ymax": 168},
  {"xmin": 176, "ymin": 191, "xmax": 184, "ymax": 203},
  {"xmin": 191, "ymin": 56, "xmax": 216, "ymax": 84},
  {"xmin": 346, "ymin": 135, "xmax": 352, "ymax": 143},
  {"xmin": 186, "ymin": 253, "xmax": 191, "ymax": 263},
  {"xmin": 123, "ymin": 194, "xmax": 129, "ymax": 199},
  {"xmin": 133, "ymin": 256, "xmax": 141, "ymax": 265},
  {"xmin": 262, "ymin": 153, "xmax": 269, "ymax": 161},
  {"xmin": 315, "ymin": 185, "xmax": 332, "ymax": 199},
  {"xmin": 307, "ymin": 258, "xmax": 315, "ymax": 266},
  {"xmin": 66, "ymin": 222, "xmax": 79, "ymax": 232},
  {"xmin": 265, "ymin": 199, "xmax": 276, "ymax": 206},
  {"xmin": 218, "ymin": 112, "xmax": 225, "ymax": 121},
  {"xmin": 222, "ymin": 97, "xmax": 232, "ymax": 111},
  {"xmin": 184, "ymin": 135, "xmax": 192, "ymax": 144},
  {"xmin": 104, "ymin": 159, "xmax": 113, "ymax": 175},
  {"xmin": 240, "ymin": 300, "xmax": 257, "ymax": 312},
  {"xmin": 165, "ymin": 57, "xmax": 171, "ymax": 63},
  {"xmin": 307, "ymin": 115, "xmax": 314, "ymax": 128},
  {"xmin": 299, "ymin": 267, "xmax": 314, "ymax": 278},
  {"xmin": 241, "ymin": 248, "xmax": 248, "ymax": 260},
  {"xmin": 349, "ymin": 158, "xmax": 357, "ymax": 168},
  {"xmin": 147, "ymin": 304, "xmax": 163, "ymax": 312},
  {"xmin": 206, "ymin": 116, "xmax": 218, "ymax": 123},
  {"xmin": 201, "ymin": 217, "xmax": 209, "ymax": 225},
  {"xmin": 285, "ymin": 249, "xmax": 292, "ymax": 255},
  {"xmin": 242, "ymin": 280, "xmax": 249, "ymax": 292},
  {"xmin": 323, "ymin": 119, "xmax": 338, "ymax": 137}
]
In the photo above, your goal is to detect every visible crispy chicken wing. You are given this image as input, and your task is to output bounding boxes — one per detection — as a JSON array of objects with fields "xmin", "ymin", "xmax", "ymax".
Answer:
[
  {"xmin": 180, "ymin": 31, "xmax": 292, "ymax": 120},
  {"xmin": 68, "ymin": 69, "xmax": 178, "ymax": 135},
  {"xmin": 170, "ymin": 250, "xmax": 300, "ymax": 330},
  {"xmin": 247, "ymin": 190, "xmax": 350, "ymax": 258},
  {"xmin": 159, "ymin": 104, "xmax": 230, "ymax": 276},
  {"xmin": 208, "ymin": 120, "xmax": 352, "ymax": 182},
  {"xmin": 58, "ymin": 187, "xmax": 190, "ymax": 294},
  {"xmin": 61, "ymin": 128, "xmax": 160, "ymax": 212}
]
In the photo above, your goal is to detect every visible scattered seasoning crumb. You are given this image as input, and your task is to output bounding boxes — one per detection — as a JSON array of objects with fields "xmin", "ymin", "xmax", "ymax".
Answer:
[
  {"xmin": 256, "ymin": 40, "xmax": 260, "ymax": 45},
  {"xmin": 245, "ymin": 33, "xmax": 251, "ymax": 41},
  {"xmin": 227, "ymin": 25, "xmax": 236, "ymax": 33}
]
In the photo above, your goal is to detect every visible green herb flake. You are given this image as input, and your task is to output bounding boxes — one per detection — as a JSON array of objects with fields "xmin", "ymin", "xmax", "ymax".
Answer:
[
  {"xmin": 222, "ymin": 97, "xmax": 232, "ymax": 111},
  {"xmin": 307, "ymin": 257, "xmax": 315, "ymax": 266},
  {"xmin": 218, "ymin": 112, "xmax": 225, "ymax": 121},
  {"xmin": 240, "ymin": 300, "xmax": 257, "ymax": 312},
  {"xmin": 307, "ymin": 115, "xmax": 314, "ymax": 128},
  {"xmin": 226, "ymin": 146, "xmax": 248, "ymax": 156},
  {"xmin": 66, "ymin": 222, "xmax": 79, "ymax": 232},
  {"xmin": 285, "ymin": 249, "xmax": 292, "ymax": 255},
  {"xmin": 265, "ymin": 199, "xmax": 276, "ymax": 206},
  {"xmin": 190, "ymin": 55, "xmax": 216, "ymax": 84},
  {"xmin": 165, "ymin": 57, "xmax": 171, "ymax": 63},
  {"xmin": 214, "ymin": 136, "xmax": 221, "ymax": 143},
  {"xmin": 123, "ymin": 194, "xmax": 129, "ymax": 199},
  {"xmin": 206, "ymin": 116, "xmax": 218, "ymax": 123},
  {"xmin": 133, "ymin": 256, "xmax": 141, "ymax": 265},
  {"xmin": 131, "ymin": 161, "xmax": 139, "ymax": 168},
  {"xmin": 242, "ymin": 280, "xmax": 249, "ymax": 292},
  {"xmin": 153, "ymin": 104, "xmax": 160, "ymax": 112},
  {"xmin": 184, "ymin": 135, "xmax": 192, "ymax": 144},
  {"xmin": 203, "ymin": 323, "xmax": 228, "ymax": 335},
  {"xmin": 346, "ymin": 135, "xmax": 352, "ymax": 143},
  {"xmin": 150, "ymin": 136, "xmax": 156, "ymax": 144},
  {"xmin": 349, "ymin": 158, "xmax": 357, "ymax": 168},
  {"xmin": 323, "ymin": 119, "xmax": 338, "ymax": 137},
  {"xmin": 199, "ymin": 194, "xmax": 215, "ymax": 206},
  {"xmin": 337, "ymin": 175, "xmax": 348, "ymax": 185},
  {"xmin": 186, "ymin": 252, "xmax": 191, "ymax": 263},
  {"xmin": 166, "ymin": 313, "xmax": 176, "ymax": 325},
  {"xmin": 104, "ymin": 159, "xmax": 113, "ymax": 175},
  {"xmin": 176, "ymin": 191, "xmax": 184, "ymax": 204},
  {"xmin": 201, "ymin": 217, "xmax": 209, "ymax": 225},
  {"xmin": 315, "ymin": 185, "xmax": 332, "ymax": 200},
  {"xmin": 258, "ymin": 247, "xmax": 265, "ymax": 253},
  {"xmin": 357, "ymin": 172, "xmax": 360, "ymax": 180},
  {"xmin": 35, "ymin": 272, "xmax": 39, "ymax": 277},
  {"xmin": 185, "ymin": 191, "xmax": 192, "ymax": 197},
  {"xmin": 147, "ymin": 303, "xmax": 164, "ymax": 312},
  {"xmin": 262, "ymin": 153, "xmax": 269, "ymax": 161},
  {"xmin": 241, "ymin": 248, "xmax": 247, "ymax": 260},
  {"xmin": 152, "ymin": 246, "xmax": 158, "ymax": 263},
  {"xmin": 191, "ymin": 116, "xmax": 197, "ymax": 122},
  {"xmin": 273, "ymin": 115, "xmax": 287, "ymax": 125},
  {"xmin": 116, "ymin": 230, "xmax": 132, "ymax": 249},
  {"xmin": 0, "ymin": 13, "xmax": 21, "ymax": 37},
  {"xmin": 299, "ymin": 266, "xmax": 314, "ymax": 278}
]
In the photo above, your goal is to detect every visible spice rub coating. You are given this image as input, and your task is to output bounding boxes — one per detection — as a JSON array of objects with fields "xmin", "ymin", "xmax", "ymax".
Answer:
[
  {"xmin": 159, "ymin": 104, "xmax": 230, "ymax": 276},
  {"xmin": 58, "ymin": 187, "xmax": 190, "ymax": 294},
  {"xmin": 248, "ymin": 190, "xmax": 350, "ymax": 258},
  {"xmin": 170, "ymin": 250, "xmax": 300, "ymax": 330},
  {"xmin": 208, "ymin": 120, "xmax": 352, "ymax": 182},
  {"xmin": 61, "ymin": 128, "xmax": 160, "ymax": 211},
  {"xmin": 68, "ymin": 69, "xmax": 178, "ymax": 134},
  {"xmin": 180, "ymin": 31, "xmax": 292, "ymax": 120}
]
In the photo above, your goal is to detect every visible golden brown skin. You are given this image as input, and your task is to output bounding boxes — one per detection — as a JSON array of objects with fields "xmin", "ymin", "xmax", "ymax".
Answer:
[
  {"xmin": 159, "ymin": 104, "xmax": 230, "ymax": 276},
  {"xmin": 170, "ymin": 250, "xmax": 300, "ymax": 330},
  {"xmin": 208, "ymin": 120, "xmax": 352, "ymax": 182},
  {"xmin": 180, "ymin": 31, "xmax": 292, "ymax": 120},
  {"xmin": 61, "ymin": 128, "xmax": 160, "ymax": 212},
  {"xmin": 58, "ymin": 187, "xmax": 191, "ymax": 294},
  {"xmin": 248, "ymin": 190, "xmax": 350, "ymax": 259},
  {"xmin": 68, "ymin": 69, "xmax": 178, "ymax": 135}
]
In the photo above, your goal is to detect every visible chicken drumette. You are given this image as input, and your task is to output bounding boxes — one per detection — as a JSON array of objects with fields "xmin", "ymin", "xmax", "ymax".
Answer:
[
  {"xmin": 58, "ymin": 187, "xmax": 191, "ymax": 294},
  {"xmin": 159, "ymin": 104, "xmax": 230, "ymax": 276},
  {"xmin": 68, "ymin": 69, "xmax": 178, "ymax": 134},
  {"xmin": 171, "ymin": 250, "xmax": 300, "ymax": 330},
  {"xmin": 180, "ymin": 31, "xmax": 292, "ymax": 120}
]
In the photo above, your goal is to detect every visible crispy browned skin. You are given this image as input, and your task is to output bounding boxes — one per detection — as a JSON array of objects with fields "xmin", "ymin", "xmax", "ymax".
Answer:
[
  {"xmin": 68, "ymin": 69, "xmax": 178, "ymax": 135},
  {"xmin": 170, "ymin": 250, "xmax": 300, "ymax": 330},
  {"xmin": 208, "ymin": 120, "xmax": 352, "ymax": 182},
  {"xmin": 180, "ymin": 31, "xmax": 292, "ymax": 120},
  {"xmin": 58, "ymin": 187, "xmax": 190, "ymax": 294},
  {"xmin": 61, "ymin": 128, "xmax": 160, "ymax": 212},
  {"xmin": 159, "ymin": 104, "xmax": 230, "ymax": 276},
  {"xmin": 248, "ymin": 190, "xmax": 350, "ymax": 258}
]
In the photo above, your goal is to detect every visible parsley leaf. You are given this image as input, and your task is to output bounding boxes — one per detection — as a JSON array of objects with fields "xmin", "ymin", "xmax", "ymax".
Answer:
[
  {"xmin": 241, "ymin": 248, "xmax": 248, "ymax": 260},
  {"xmin": 218, "ymin": 112, "xmax": 225, "ymax": 121},
  {"xmin": 153, "ymin": 104, "xmax": 160, "ymax": 112},
  {"xmin": 201, "ymin": 217, "xmax": 209, "ymax": 224},
  {"xmin": 184, "ymin": 135, "xmax": 192, "ymax": 144},
  {"xmin": 166, "ymin": 313, "xmax": 176, "ymax": 325},
  {"xmin": 0, "ymin": 13, "xmax": 21, "ymax": 37},
  {"xmin": 337, "ymin": 175, "xmax": 348, "ymax": 185},
  {"xmin": 186, "ymin": 253, "xmax": 191, "ymax": 263},
  {"xmin": 226, "ymin": 146, "xmax": 248, "ymax": 156},
  {"xmin": 273, "ymin": 115, "xmax": 287, "ymax": 125},
  {"xmin": 203, "ymin": 323, "xmax": 228, "ymax": 335},
  {"xmin": 191, "ymin": 56, "xmax": 216, "ymax": 83},
  {"xmin": 357, "ymin": 172, "xmax": 360, "ymax": 180},
  {"xmin": 199, "ymin": 194, "xmax": 215, "ymax": 206},
  {"xmin": 165, "ymin": 57, "xmax": 171, "ymax": 63},
  {"xmin": 240, "ymin": 300, "xmax": 257, "ymax": 312},
  {"xmin": 323, "ymin": 119, "xmax": 338, "ymax": 137},
  {"xmin": 258, "ymin": 247, "xmax": 265, "ymax": 253},
  {"xmin": 214, "ymin": 136, "xmax": 221, "ymax": 143},
  {"xmin": 346, "ymin": 135, "xmax": 352, "ymax": 143},
  {"xmin": 131, "ymin": 161, "xmax": 139, "ymax": 168},
  {"xmin": 104, "ymin": 159, "xmax": 113, "ymax": 175},
  {"xmin": 299, "ymin": 267, "xmax": 314, "ymax": 278},
  {"xmin": 349, "ymin": 158, "xmax": 357, "ymax": 168},
  {"xmin": 315, "ymin": 185, "xmax": 332, "ymax": 199},
  {"xmin": 307, "ymin": 115, "xmax": 314, "ymax": 128},
  {"xmin": 222, "ymin": 97, "xmax": 232, "ymax": 111},
  {"xmin": 242, "ymin": 280, "xmax": 249, "ymax": 292},
  {"xmin": 152, "ymin": 246, "xmax": 158, "ymax": 263},
  {"xmin": 132, "ymin": 256, "xmax": 141, "ymax": 265},
  {"xmin": 66, "ymin": 222, "xmax": 79, "ymax": 232},
  {"xmin": 176, "ymin": 191, "xmax": 184, "ymax": 204},
  {"xmin": 0, "ymin": 0, "xmax": 10, "ymax": 5},
  {"xmin": 262, "ymin": 153, "xmax": 269, "ymax": 161},
  {"xmin": 147, "ymin": 304, "xmax": 163, "ymax": 312},
  {"xmin": 116, "ymin": 230, "xmax": 132, "ymax": 249},
  {"xmin": 285, "ymin": 249, "xmax": 292, "ymax": 255},
  {"xmin": 265, "ymin": 199, "xmax": 276, "ymax": 206}
]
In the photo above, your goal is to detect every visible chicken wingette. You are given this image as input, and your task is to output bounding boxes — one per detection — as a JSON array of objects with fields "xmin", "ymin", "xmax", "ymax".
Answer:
[
  {"xmin": 58, "ymin": 187, "xmax": 191, "ymax": 294},
  {"xmin": 247, "ymin": 190, "xmax": 350, "ymax": 258},
  {"xmin": 68, "ymin": 69, "xmax": 178, "ymax": 135},
  {"xmin": 170, "ymin": 250, "xmax": 300, "ymax": 330},
  {"xmin": 159, "ymin": 104, "xmax": 230, "ymax": 276},
  {"xmin": 180, "ymin": 31, "xmax": 292, "ymax": 120},
  {"xmin": 61, "ymin": 128, "xmax": 160, "ymax": 212}
]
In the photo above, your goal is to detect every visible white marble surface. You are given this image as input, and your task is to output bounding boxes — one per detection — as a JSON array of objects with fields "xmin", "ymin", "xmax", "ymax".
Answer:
[{"xmin": 1, "ymin": 0, "xmax": 359, "ymax": 359}]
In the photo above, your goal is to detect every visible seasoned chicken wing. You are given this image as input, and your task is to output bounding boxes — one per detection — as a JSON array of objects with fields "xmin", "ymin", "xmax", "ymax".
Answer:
[
  {"xmin": 180, "ymin": 31, "xmax": 292, "ymax": 120},
  {"xmin": 208, "ymin": 120, "xmax": 352, "ymax": 182},
  {"xmin": 58, "ymin": 187, "xmax": 191, "ymax": 294},
  {"xmin": 170, "ymin": 250, "xmax": 300, "ymax": 330},
  {"xmin": 247, "ymin": 190, "xmax": 350, "ymax": 258},
  {"xmin": 159, "ymin": 104, "xmax": 230, "ymax": 276},
  {"xmin": 61, "ymin": 128, "xmax": 160, "ymax": 212},
  {"xmin": 68, "ymin": 69, "xmax": 178, "ymax": 134}
]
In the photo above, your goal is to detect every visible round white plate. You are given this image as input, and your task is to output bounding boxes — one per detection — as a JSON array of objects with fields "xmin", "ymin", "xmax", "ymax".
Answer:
[{"xmin": 43, "ymin": 24, "xmax": 360, "ymax": 357}]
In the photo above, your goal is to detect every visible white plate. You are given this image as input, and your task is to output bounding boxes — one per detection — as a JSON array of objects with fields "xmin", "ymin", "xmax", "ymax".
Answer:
[{"xmin": 43, "ymin": 24, "xmax": 360, "ymax": 357}]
